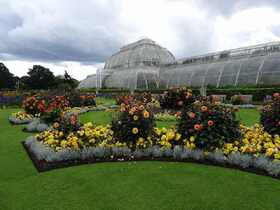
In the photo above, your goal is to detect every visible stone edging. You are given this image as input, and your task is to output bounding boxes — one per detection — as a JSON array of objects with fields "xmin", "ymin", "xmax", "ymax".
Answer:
[{"xmin": 23, "ymin": 136, "xmax": 280, "ymax": 179}]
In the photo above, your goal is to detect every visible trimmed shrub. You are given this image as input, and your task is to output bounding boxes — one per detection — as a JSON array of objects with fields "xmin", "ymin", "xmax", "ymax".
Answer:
[
  {"xmin": 111, "ymin": 102, "xmax": 155, "ymax": 148},
  {"xmin": 177, "ymin": 101, "xmax": 241, "ymax": 150},
  {"xmin": 260, "ymin": 93, "xmax": 280, "ymax": 135}
]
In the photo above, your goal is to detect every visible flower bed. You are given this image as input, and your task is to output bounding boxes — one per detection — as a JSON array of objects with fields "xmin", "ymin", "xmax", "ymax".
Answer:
[
  {"xmin": 23, "ymin": 136, "xmax": 280, "ymax": 178},
  {"xmin": 9, "ymin": 111, "xmax": 37, "ymax": 125}
]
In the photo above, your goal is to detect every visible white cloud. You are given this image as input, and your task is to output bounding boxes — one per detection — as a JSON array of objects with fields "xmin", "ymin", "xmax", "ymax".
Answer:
[
  {"xmin": 1, "ymin": 0, "xmax": 280, "ymax": 80},
  {"xmin": 214, "ymin": 7, "xmax": 280, "ymax": 50}
]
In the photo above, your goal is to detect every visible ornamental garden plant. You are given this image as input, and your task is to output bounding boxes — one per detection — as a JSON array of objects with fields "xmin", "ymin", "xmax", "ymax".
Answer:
[
  {"xmin": 261, "ymin": 92, "xmax": 280, "ymax": 135},
  {"xmin": 177, "ymin": 100, "xmax": 241, "ymax": 150},
  {"xmin": 17, "ymin": 90, "xmax": 280, "ymax": 177},
  {"xmin": 159, "ymin": 88, "xmax": 195, "ymax": 110},
  {"xmin": 111, "ymin": 102, "xmax": 155, "ymax": 149}
]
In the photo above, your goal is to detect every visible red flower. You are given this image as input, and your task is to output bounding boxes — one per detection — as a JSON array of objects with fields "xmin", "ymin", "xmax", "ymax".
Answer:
[
  {"xmin": 194, "ymin": 124, "xmax": 202, "ymax": 130},
  {"xmin": 273, "ymin": 93, "xmax": 280, "ymax": 98},
  {"xmin": 208, "ymin": 120, "xmax": 214, "ymax": 126}
]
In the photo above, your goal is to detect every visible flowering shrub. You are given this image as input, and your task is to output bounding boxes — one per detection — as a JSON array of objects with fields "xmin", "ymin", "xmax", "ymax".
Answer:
[
  {"xmin": 223, "ymin": 124, "xmax": 280, "ymax": 159},
  {"xmin": 67, "ymin": 91, "xmax": 96, "ymax": 107},
  {"xmin": 36, "ymin": 123, "xmax": 113, "ymax": 151},
  {"xmin": 80, "ymin": 94, "xmax": 96, "ymax": 106},
  {"xmin": 111, "ymin": 102, "xmax": 155, "ymax": 148},
  {"xmin": 23, "ymin": 96, "xmax": 45, "ymax": 115},
  {"xmin": 231, "ymin": 95, "xmax": 245, "ymax": 105},
  {"xmin": 115, "ymin": 95, "xmax": 135, "ymax": 105},
  {"xmin": 51, "ymin": 113, "xmax": 80, "ymax": 134},
  {"xmin": 40, "ymin": 96, "xmax": 70, "ymax": 123},
  {"xmin": 260, "ymin": 93, "xmax": 280, "ymax": 135},
  {"xmin": 159, "ymin": 88, "xmax": 195, "ymax": 109},
  {"xmin": 177, "ymin": 101, "xmax": 241, "ymax": 150}
]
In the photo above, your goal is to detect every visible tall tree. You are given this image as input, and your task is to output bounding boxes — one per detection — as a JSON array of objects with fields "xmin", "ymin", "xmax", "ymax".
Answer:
[
  {"xmin": 0, "ymin": 63, "xmax": 17, "ymax": 89},
  {"xmin": 23, "ymin": 65, "xmax": 56, "ymax": 90}
]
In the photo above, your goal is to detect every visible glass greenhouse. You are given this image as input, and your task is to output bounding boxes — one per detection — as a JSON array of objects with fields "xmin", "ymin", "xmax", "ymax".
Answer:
[{"xmin": 78, "ymin": 39, "xmax": 280, "ymax": 90}]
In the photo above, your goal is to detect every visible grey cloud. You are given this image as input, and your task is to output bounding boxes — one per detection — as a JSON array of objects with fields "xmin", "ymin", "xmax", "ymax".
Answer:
[{"xmin": 0, "ymin": 0, "xmax": 124, "ymax": 63}]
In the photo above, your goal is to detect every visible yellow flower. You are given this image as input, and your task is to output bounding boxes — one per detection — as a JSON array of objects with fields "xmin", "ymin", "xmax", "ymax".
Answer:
[
  {"xmin": 53, "ymin": 122, "xmax": 60, "ymax": 129},
  {"xmin": 143, "ymin": 110, "xmax": 150, "ymax": 118},
  {"xmin": 161, "ymin": 135, "xmax": 167, "ymax": 141},
  {"xmin": 133, "ymin": 115, "xmax": 139, "ymax": 121},
  {"xmin": 132, "ymin": 127, "xmax": 139, "ymax": 134},
  {"xmin": 175, "ymin": 133, "xmax": 181, "ymax": 141},
  {"xmin": 60, "ymin": 140, "xmax": 68, "ymax": 148},
  {"xmin": 166, "ymin": 131, "xmax": 175, "ymax": 141}
]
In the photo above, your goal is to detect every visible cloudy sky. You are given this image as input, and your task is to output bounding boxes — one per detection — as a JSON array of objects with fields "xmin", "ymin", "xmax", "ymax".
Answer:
[{"xmin": 1, "ymin": 0, "xmax": 280, "ymax": 80}]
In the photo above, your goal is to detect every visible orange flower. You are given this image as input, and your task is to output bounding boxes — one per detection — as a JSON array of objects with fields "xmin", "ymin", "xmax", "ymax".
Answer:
[
  {"xmin": 208, "ymin": 120, "xmax": 214, "ymax": 126},
  {"xmin": 175, "ymin": 111, "xmax": 182, "ymax": 118},
  {"xmin": 143, "ymin": 110, "xmax": 150, "ymax": 118},
  {"xmin": 194, "ymin": 124, "xmax": 202, "ymax": 130},
  {"xmin": 201, "ymin": 106, "xmax": 208, "ymax": 112}
]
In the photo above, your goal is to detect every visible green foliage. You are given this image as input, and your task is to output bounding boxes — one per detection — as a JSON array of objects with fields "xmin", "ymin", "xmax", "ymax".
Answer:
[
  {"xmin": 177, "ymin": 101, "xmax": 241, "ymax": 150},
  {"xmin": 160, "ymin": 88, "xmax": 195, "ymax": 109},
  {"xmin": 111, "ymin": 103, "xmax": 155, "ymax": 148},
  {"xmin": 0, "ymin": 63, "xmax": 18, "ymax": 89},
  {"xmin": 261, "ymin": 93, "xmax": 280, "ymax": 135}
]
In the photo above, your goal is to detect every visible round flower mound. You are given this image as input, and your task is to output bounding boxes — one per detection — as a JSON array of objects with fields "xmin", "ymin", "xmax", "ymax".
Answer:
[
  {"xmin": 111, "ymin": 102, "xmax": 155, "ymax": 148},
  {"xmin": 23, "ymin": 95, "xmax": 45, "ymax": 116},
  {"xmin": 261, "ymin": 93, "xmax": 280, "ymax": 135},
  {"xmin": 159, "ymin": 88, "xmax": 195, "ymax": 110},
  {"xmin": 177, "ymin": 101, "xmax": 241, "ymax": 150}
]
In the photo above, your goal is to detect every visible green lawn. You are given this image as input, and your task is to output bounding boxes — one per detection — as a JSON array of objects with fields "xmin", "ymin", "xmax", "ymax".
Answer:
[
  {"xmin": 80, "ymin": 108, "xmax": 260, "ymax": 128},
  {"xmin": 1, "ymin": 108, "xmax": 280, "ymax": 210},
  {"xmin": 236, "ymin": 108, "xmax": 260, "ymax": 127}
]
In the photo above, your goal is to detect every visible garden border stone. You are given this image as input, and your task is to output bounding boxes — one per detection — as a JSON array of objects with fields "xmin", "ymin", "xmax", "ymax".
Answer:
[
  {"xmin": 8, "ymin": 116, "xmax": 36, "ymax": 125},
  {"xmin": 23, "ymin": 137, "xmax": 280, "ymax": 179}
]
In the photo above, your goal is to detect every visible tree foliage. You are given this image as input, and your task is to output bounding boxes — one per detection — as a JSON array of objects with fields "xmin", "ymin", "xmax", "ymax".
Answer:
[{"xmin": 0, "ymin": 63, "xmax": 17, "ymax": 89}]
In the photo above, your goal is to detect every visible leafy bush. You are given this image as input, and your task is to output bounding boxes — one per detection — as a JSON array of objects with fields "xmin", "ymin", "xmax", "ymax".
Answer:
[
  {"xmin": 115, "ymin": 95, "xmax": 135, "ymax": 105},
  {"xmin": 111, "ymin": 102, "xmax": 155, "ymax": 148},
  {"xmin": 177, "ymin": 101, "xmax": 241, "ymax": 150},
  {"xmin": 231, "ymin": 95, "xmax": 245, "ymax": 105},
  {"xmin": 67, "ymin": 91, "xmax": 96, "ymax": 107},
  {"xmin": 22, "ymin": 95, "xmax": 45, "ymax": 115},
  {"xmin": 159, "ymin": 88, "xmax": 195, "ymax": 109},
  {"xmin": 260, "ymin": 93, "xmax": 280, "ymax": 135}
]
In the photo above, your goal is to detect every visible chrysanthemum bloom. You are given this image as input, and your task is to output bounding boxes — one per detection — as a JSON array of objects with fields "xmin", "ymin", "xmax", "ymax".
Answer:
[
  {"xmin": 143, "ymin": 110, "xmax": 150, "ymax": 118},
  {"xmin": 53, "ymin": 122, "xmax": 60, "ymax": 129},
  {"xmin": 194, "ymin": 124, "xmax": 202, "ymax": 130},
  {"xmin": 208, "ymin": 120, "xmax": 214, "ymax": 126},
  {"xmin": 201, "ymin": 106, "xmax": 208, "ymax": 112},
  {"xmin": 132, "ymin": 127, "xmax": 139, "ymax": 134}
]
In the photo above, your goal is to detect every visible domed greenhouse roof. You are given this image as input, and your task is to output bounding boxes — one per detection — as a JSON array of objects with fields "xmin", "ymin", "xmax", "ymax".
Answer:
[{"xmin": 104, "ymin": 38, "xmax": 175, "ymax": 69}]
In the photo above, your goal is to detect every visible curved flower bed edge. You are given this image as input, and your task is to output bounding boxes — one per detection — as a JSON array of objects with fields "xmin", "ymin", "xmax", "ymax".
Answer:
[{"xmin": 23, "ymin": 136, "xmax": 280, "ymax": 179}]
